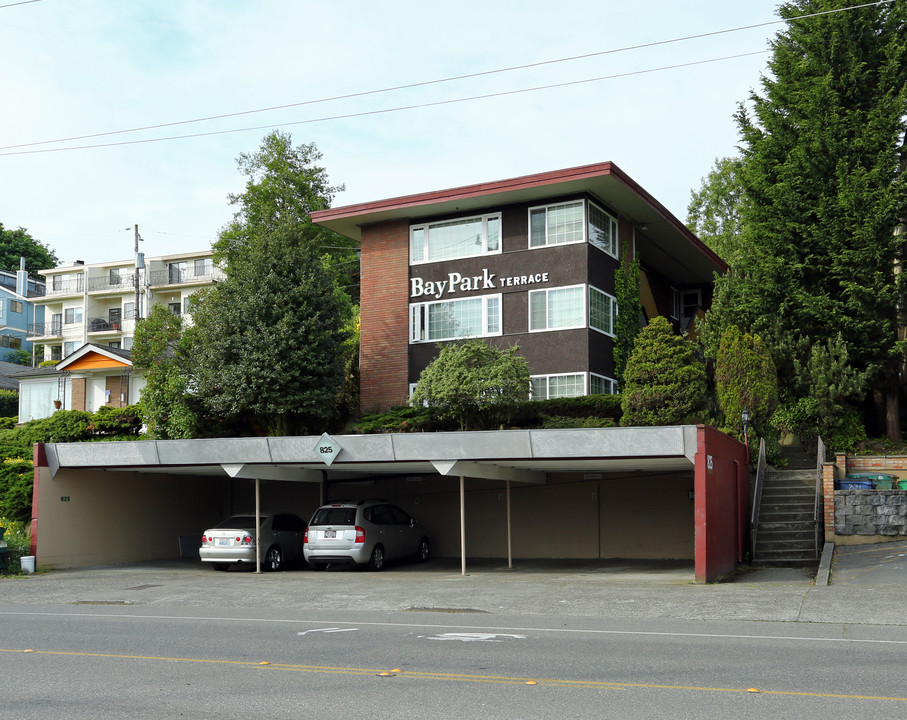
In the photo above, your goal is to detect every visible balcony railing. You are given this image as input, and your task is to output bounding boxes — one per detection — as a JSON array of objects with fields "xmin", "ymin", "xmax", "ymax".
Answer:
[
  {"xmin": 86, "ymin": 317, "xmax": 124, "ymax": 333},
  {"xmin": 28, "ymin": 322, "xmax": 63, "ymax": 338},
  {"xmin": 87, "ymin": 273, "xmax": 138, "ymax": 292},
  {"xmin": 148, "ymin": 268, "xmax": 220, "ymax": 287},
  {"xmin": 46, "ymin": 278, "xmax": 86, "ymax": 296}
]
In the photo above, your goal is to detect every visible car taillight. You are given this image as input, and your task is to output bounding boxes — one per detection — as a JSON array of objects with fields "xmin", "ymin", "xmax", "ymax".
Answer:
[
  {"xmin": 304, "ymin": 529, "xmax": 308, "ymax": 544},
  {"xmin": 239, "ymin": 535, "xmax": 253, "ymax": 546},
  {"xmin": 355, "ymin": 526, "xmax": 365, "ymax": 544}
]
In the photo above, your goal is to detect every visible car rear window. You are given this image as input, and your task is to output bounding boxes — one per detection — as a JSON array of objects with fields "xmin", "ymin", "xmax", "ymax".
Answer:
[
  {"xmin": 215, "ymin": 515, "xmax": 266, "ymax": 529},
  {"xmin": 310, "ymin": 507, "xmax": 356, "ymax": 526}
]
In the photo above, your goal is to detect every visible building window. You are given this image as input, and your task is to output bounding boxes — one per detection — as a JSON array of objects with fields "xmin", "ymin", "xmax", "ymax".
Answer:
[
  {"xmin": 529, "ymin": 201, "xmax": 584, "ymax": 247},
  {"xmin": 410, "ymin": 294, "xmax": 501, "ymax": 343},
  {"xmin": 531, "ymin": 373, "xmax": 585, "ymax": 400},
  {"xmin": 169, "ymin": 262, "xmax": 188, "ymax": 283},
  {"xmin": 64, "ymin": 307, "xmax": 83, "ymax": 324},
  {"xmin": 591, "ymin": 373, "xmax": 617, "ymax": 395},
  {"xmin": 109, "ymin": 268, "xmax": 129, "ymax": 286},
  {"xmin": 194, "ymin": 258, "xmax": 213, "ymax": 276},
  {"xmin": 529, "ymin": 285, "xmax": 585, "ymax": 331},
  {"xmin": 124, "ymin": 302, "xmax": 136, "ymax": 319},
  {"xmin": 410, "ymin": 213, "xmax": 501, "ymax": 264},
  {"xmin": 50, "ymin": 346, "xmax": 62, "ymax": 361},
  {"xmin": 123, "ymin": 336, "xmax": 134, "ymax": 350},
  {"xmin": 588, "ymin": 202, "xmax": 618, "ymax": 258},
  {"xmin": 168, "ymin": 302, "xmax": 182, "ymax": 316},
  {"xmin": 589, "ymin": 286, "xmax": 617, "ymax": 336},
  {"xmin": 63, "ymin": 341, "xmax": 79, "ymax": 357},
  {"xmin": 529, "ymin": 199, "xmax": 618, "ymax": 257},
  {"xmin": 108, "ymin": 341, "xmax": 121, "ymax": 349},
  {"xmin": 10, "ymin": 300, "xmax": 23, "ymax": 314},
  {"xmin": 51, "ymin": 313, "xmax": 62, "ymax": 334},
  {"xmin": 682, "ymin": 289, "xmax": 702, "ymax": 320},
  {"xmin": 0, "ymin": 335, "xmax": 22, "ymax": 349}
]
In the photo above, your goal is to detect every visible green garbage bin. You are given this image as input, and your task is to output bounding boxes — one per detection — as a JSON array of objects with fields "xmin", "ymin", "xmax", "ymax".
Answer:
[
  {"xmin": 898, "ymin": 480, "xmax": 907, "ymax": 490},
  {"xmin": 846, "ymin": 473, "xmax": 897, "ymax": 490}
]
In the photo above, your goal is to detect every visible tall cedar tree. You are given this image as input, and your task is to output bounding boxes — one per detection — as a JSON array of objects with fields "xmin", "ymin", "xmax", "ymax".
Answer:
[
  {"xmin": 188, "ymin": 133, "xmax": 354, "ymax": 436},
  {"xmin": 715, "ymin": 0, "xmax": 907, "ymax": 439}
]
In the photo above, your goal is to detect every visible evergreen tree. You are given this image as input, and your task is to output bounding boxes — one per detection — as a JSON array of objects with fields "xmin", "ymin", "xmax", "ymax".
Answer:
[
  {"xmin": 715, "ymin": 325, "xmax": 779, "ymax": 438},
  {"xmin": 709, "ymin": 0, "xmax": 907, "ymax": 439},
  {"xmin": 613, "ymin": 256, "xmax": 642, "ymax": 388},
  {"xmin": 620, "ymin": 316, "xmax": 708, "ymax": 426}
]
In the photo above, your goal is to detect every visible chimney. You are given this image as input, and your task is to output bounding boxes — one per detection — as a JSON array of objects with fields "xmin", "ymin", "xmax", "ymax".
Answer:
[{"xmin": 16, "ymin": 256, "xmax": 27, "ymax": 297}]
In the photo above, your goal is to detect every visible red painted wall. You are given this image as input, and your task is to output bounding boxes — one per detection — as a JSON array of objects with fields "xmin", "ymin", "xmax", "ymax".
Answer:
[{"xmin": 694, "ymin": 425, "xmax": 749, "ymax": 582}]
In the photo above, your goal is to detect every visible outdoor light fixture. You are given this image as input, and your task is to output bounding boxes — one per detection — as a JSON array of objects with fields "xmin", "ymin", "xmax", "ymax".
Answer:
[{"xmin": 742, "ymin": 406, "xmax": 751, "ymax": 447}]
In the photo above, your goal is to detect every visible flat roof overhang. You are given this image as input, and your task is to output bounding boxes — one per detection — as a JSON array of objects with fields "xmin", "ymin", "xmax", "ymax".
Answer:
[
  {"xmin": 311, "ymin": 162, "xmax": 727, "ymax": 286},
  {"xmin": 43, "ymin": 426, "xmax": 700, "ymax": 484}
]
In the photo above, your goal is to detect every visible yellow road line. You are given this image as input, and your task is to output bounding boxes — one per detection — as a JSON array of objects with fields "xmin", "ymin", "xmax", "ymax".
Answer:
[{"xmin": 3, "ymin": 648, "xmax": 906, "ymax": 702}]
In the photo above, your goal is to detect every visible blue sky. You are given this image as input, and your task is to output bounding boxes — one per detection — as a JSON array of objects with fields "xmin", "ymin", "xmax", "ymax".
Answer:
[{"xmin": 0, "ymin": 0, "xmax": 783, "ymax": 265}]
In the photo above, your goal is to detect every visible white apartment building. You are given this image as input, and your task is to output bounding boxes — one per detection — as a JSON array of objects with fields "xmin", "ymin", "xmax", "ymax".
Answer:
[{"xmin": 29, "ymin": 250, "xmax": 223, "ymax": 362}]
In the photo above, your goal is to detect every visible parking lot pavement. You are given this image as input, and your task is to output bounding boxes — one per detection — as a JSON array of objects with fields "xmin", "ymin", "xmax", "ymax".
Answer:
[
  {"xmin": 3, "ymin": 546, "xmax": 907, "ymax": 626},
  {"xmin": 829, "ymin": 539, "xmax": 907, "ymax": 586}
]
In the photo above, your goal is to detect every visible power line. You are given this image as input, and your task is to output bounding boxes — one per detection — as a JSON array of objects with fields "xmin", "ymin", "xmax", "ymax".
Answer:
[
  {"xmin": 0, "ymin": 0, "xmax": 889, "ymax": 152},
  {"xmin": 0, "ymin": 0, "xmax": 41, "ymax": 8},
  {"xmin": 0, "ymin": 50, "xmax": 770, "ymax": 157}
]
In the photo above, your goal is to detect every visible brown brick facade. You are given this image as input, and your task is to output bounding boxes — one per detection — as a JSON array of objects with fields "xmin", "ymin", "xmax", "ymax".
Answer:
[{"xmin": 360, "ymin": 219, "xmax": 410, "ymax": 412}]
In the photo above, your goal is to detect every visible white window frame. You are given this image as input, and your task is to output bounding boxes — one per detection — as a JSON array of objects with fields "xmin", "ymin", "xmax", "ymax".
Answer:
[
  {"xmin": 591, "ymin": 373, "xmax": 618, "ymax": 395},
  {"xmin": 530, "ymin": 373, "xmax": 587, "ymax": 400},
  {"xmin": 409, "ymin": 293, "xmax": 502, "ymax": 343},
  {"xmin": 528, "ymin": 199, "xmax": 618, "ymax": 258},
  {"xmin": 589, "ymin": 285, "xmax": 617, "ymax": 337},
  {"xmin": 410, "ymin": 213, "xmax": 502, "ymax": 265},
  {"xmin": 10, "ymin": 300, "xmax": 23, "ymax": 314},
  {"xmin": 587, "ymin": 200, "xmax": 619, "ymax": 258},
  {"xmin": 64, "ymin": 306, "xmax": 83, "ymax": 325},
  {"xmin": 528, "ymin": 284, "xmax": 586, "ymax": 332}
]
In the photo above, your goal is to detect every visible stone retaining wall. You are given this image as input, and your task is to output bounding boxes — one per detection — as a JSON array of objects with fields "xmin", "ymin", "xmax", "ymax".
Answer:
[
  {"xmin": 827, "ymin": 454, "xmax": 907, "ymax": 543},
  {"xmin": 834, "ymin": 489, "xmax": 907, "ymax": 536}
]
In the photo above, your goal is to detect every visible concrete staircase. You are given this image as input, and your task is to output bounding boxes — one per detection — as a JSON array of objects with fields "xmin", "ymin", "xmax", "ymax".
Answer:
[{"xmin": 752, "ymin": 467, "xmax": 821, "ymax": 568}]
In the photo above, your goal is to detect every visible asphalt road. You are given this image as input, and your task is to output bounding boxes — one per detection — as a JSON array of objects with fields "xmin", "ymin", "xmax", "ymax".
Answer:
[
  {"xmin": 3, "ymin": 604, "xmax": 906, "ymax": 719},
  {"xmin": 2, "ymin": 548, "xmax": 907, "ymax": 718}
]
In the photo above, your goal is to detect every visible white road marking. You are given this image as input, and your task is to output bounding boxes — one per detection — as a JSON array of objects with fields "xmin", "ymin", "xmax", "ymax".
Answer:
[
  {"xmin": 5, "ymin": 611, "xmax": 907, "ymax": 646},
  {"xmin": 297, "ymin": 627, "xmax": 359, "ymax": 636},
  {"xmin": 421, "ymin": 632, "xmax": 527, "ymax": 642}
]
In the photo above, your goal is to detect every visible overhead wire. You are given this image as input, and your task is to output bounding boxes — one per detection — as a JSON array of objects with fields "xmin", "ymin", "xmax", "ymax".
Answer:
[
  {"xmin": 0, "ymin": 0, "xmax": 891, "ymax": 156},
  {"xmin": 0, "ymin": 50, "xmax": 769, "ymax": 157}
]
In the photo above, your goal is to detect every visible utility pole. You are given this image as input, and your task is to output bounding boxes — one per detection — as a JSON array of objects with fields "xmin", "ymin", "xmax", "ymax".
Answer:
[{"xmin": 134, "ymin": 224, "xmax": 143, "ymax": 321}]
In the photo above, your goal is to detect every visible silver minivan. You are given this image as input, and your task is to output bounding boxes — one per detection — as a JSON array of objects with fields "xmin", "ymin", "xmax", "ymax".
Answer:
[{"xmin": 304, "ymin": 500, "xmax": 430, "ymax": 571}]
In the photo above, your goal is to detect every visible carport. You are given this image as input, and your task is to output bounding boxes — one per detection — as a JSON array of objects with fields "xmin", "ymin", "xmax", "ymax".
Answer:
[{"xmin": 30, "ymin": 425, "xmax": 747, "ymax": 582}]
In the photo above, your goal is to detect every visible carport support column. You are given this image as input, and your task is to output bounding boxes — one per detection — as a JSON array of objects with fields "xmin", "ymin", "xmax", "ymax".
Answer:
[
  {"xmin": 506, "ymin": 480, "xmax": 512, "ymax": 569},
  {"xmin": 460, "ymin": 475, "xmax": 466, "ymax": 576},
  {"xmin": 254, "ymin": 478, "xmax": 261, "ymax": 574}
]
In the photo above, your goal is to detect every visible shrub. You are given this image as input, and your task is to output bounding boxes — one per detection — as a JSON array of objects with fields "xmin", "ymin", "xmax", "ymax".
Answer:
[
  {"xmin": 0, "ymin": 517, "xmax": 30, "ymax": 576},
  {"xmin": 411, "ymin": 341, "xmax": 530, "ymax": 431},
  {"xmin": 621, "ymin": 316, "xmax": 708, "ymax": 426},
  {"xmin": 0, "ymin": 389, "xmax": 18, "ymax": 418}
]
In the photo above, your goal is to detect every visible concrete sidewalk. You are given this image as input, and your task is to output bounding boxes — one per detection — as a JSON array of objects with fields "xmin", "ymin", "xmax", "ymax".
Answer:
[{"xmin": 2, "ymin": 551, "xmax": 904, "ymax": 626}]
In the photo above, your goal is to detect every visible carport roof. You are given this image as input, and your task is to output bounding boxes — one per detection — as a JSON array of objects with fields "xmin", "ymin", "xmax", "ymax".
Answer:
[{"xmin": 43, "ymin": 426, "xmax": 700, "ymax": 483}]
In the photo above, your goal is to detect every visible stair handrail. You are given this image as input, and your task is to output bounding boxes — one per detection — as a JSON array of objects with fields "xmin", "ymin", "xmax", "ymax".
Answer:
[
  {"xmin": 814, "ymin": 435, "xmax": 826, "ymax": 559},
  {"xmin": 750, "ymin": 436, "xmax": 767, "ymax": 560}
]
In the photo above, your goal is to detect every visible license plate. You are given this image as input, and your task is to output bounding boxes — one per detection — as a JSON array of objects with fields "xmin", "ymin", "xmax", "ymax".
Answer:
[
  {"xmin": 325, "ymin": 530, "xmax": 336, "ymax": 539},
  {"xmin": 218, "ymin": 538, "xmax": 230, "ymax": 546}
]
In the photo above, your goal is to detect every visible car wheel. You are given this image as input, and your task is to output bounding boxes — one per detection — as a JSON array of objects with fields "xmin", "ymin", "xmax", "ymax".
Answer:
[
  {"xmin": 212, "ymin": 563, "xmax": 229, "ymax": 571},
  {"xmin": 264, "ymin": 545, "xmax": 282, "ymax": 572},
  {"xmin": 367, "ymin": 545, "xmax": 385, "ymax": 571},
  {"xmin": 418, "ymin": 538, "xmax": 430, "ymax": 562}
]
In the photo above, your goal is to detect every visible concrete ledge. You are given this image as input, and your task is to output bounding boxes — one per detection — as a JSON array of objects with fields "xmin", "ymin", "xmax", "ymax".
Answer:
[{"xmin": 816, "ymin": 542, "xmax": 834, "ymax": 586}]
